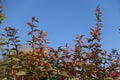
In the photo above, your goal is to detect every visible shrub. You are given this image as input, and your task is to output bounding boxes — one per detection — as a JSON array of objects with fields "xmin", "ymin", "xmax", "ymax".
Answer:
[{"xmin": 0, "ymin": 6, "xmax": 120, "ymax": 80}]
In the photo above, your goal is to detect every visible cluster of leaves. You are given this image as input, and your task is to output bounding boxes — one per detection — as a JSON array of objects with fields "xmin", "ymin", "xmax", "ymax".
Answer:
[
  {"xmin": 0, "ymin": 6, "xmax": 120, "ymax": 80},
  {"xmin": 0, "ymin": 0, "xmax": 5, "ymax": 51},
  {"xmin": 0, "ymin": 0, "xmax": 5, "ymax": 24},
  {"xmin": 0, "ymin": 1, "xmax": 6, "ymax": 79}
]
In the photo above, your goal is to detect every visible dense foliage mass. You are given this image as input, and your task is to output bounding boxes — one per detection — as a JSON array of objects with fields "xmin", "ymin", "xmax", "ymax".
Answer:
[{"xmin": 0, "ymin": 6, "xmax": 120, "ymax": 80}]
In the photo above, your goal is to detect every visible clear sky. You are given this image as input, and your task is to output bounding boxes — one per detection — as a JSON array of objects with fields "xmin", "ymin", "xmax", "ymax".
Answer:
[{"xmin": 2, "ymin": 0, "xmax": 120, "ymax": 52}]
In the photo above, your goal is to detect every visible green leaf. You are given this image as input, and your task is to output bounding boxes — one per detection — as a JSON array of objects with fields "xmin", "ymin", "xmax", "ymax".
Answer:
[
  {"xmin": 105, "ymin": 77, "xmax": 113, "ymax": 80},
  {"xmin": 0, "ymin": 14, "xmax": 5, "ymax": 21},
  {"xmin": 0, "ymin": 42, "xmax": 5, "ymax": 45},
  {"xmin": 60, "ymin": 72, "xmax": 67, "ymax": 76},
  {"xmin": 16, "ymin": 71, "xmax": 26, "ymax": 76},
  {"xmin": 2, "ymin": 78, "xmax": 7, "ymax": 80},
  {"xmin": 38, "ymin": 66, "xmax": 44, "ymax": 70},
  {"xmin": 49, "ymin": 67, "xmax": 53, "ymax": 71},
  {"xmin": 15, "ymin": 36, "xmax": 19, "ymax": 39},
  {"xmin": 12, "ymin": 57, "xmax": 20, "ymax": 61},
  {"xmin": 13, "ymin": 66, "xmax": 22, "ymax": 69},
  {"xmin": 15, "ymin": 40, "xmax": 20, "ymax": 43},
  {"xmin": 68, "ymin": 78, "xmax": 71, "ymax": 80}
]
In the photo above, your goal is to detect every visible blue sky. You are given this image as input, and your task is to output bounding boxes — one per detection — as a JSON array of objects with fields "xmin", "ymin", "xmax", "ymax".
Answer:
[{"xmin": 2, "ymin": 0, "xmax": 120, "ymax": 51}]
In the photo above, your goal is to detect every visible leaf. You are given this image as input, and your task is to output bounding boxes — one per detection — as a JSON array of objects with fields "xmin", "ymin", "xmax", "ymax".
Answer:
[
  {"xmin": 33, "ymin": 29, "xmax": 39, "ymax": 32},
  {"xmin": 10, "ymin": 43, "xmax": 14, "ymax": 45},
  {"xmin": 9, "ymin": 38, "xmax": 15, "ymax": 41},
  {"xmin": 28, "ymin": 31, "xmax": 32, "ymax": 35},
  {"xmin": 15, "ymin": 36, "xmax": 19, "ymax": 39},
  {"xmin": 26, "ymin": 22, "xmax": 34, "ymax": 27},
  {"xmin": 34, "ymin": 19, "xmax": 39, "ymax": 22},
  {"xmin": 2, "ymin": 34, "xmax": 6, "ymax": 36},
  {"xmin": 26, "ymin": 40, "xmax": 32, "ymax": 43},
  {"xmin": 60, "ymin": 72, "xmax": 67, "ymax": 76},
  {"xmin": 0, "ymin": 14, "xmax": 5, "ymax": 21},
  {"xmin": 1, "ymin": 63, "xmax": 7, "ymax": 66},
  {"xmin": 2, "ymin": 78, "xmax": 7, "ymax": 80},
  {"xmin": 4, "ymin": 49, "xmax": 9, "ymax": 51},
  {"xmin": 13, "ymin": 66, "xmax": 22, "ymax": 69},
  {"xmin": 68, "ymin": 78, "xmax": 71, "ymax": 80},
  {"xmin": 82, "ymin": 45, "xmax": 88, "ymax": 48},
  {"xmin": 34, "ymin": 51, "xmax": 38, "ymax": 56},
  {"xmin": 15, "ymin": 40, "xmax": 20, "ymax": 43},
  {"xmin": 12, "ymin": 57, "xmax": 20, "ymax": 61},
  {"xmin": 49, "ymin": 67, "xmax": 53, "ymax": 71},
  {"xmin": 0, "ymin": 42, "xmax": 5, "ymax": 45},
  {"xmin": 2, "ymin": 53, "xmax": 6, "ymax": 55},
  {"xmin": 38, "ymin": 66, "xmax": 43, "ymax": 70},
  {"xmin": 105, "ymin": 77, "xmax": 113, "ymax": 80},
  {"xmin": 16, "ymin": 71, "xmax": 26, "ymax": 76},
  {"xmin": 11, "ymin": 48, "xmax": 16, "ymax": 51}
]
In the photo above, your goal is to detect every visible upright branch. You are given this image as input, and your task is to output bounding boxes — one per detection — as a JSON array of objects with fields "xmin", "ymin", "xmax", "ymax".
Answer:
[
  {"xmin": 2, "ymin": 27, "xmax": 21, "ymax": 79},
  {"xmin": 26, "ymin": 17, "xmax": 48, "ymax": 55},
  {"xmin": 3, "ymin": 27, "xmax": 19, "ymax": 55},
  {"xmin": 89, "ymin": 5, "xmax": 102, "ymax": 43},
  {"xmin": 96, "ymin": 5, "xmax": 102, "ymax": 28},
  {"xmin": 72, "ymin": 6, "xmax": 108, "ymax": 79},
  {"xmin": 26, "ymin": 17, "xmax": 39, "ymax": 54}
]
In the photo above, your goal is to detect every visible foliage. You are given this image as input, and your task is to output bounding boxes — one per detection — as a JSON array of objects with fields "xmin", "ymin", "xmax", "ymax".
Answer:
[
  {"xmin": 0, "ymin": 0, "xmax": 5, "ymax": 79},
  {"xmin": 0, "ymin": 0, "xmax": 5, "ymax": 24},
  {"xmin": 0, "ymin": 6, "xmax": 120, "ymax": 80},
  {"xmin": 0, "ymin": 0, "xmax": 5, "ymax": 51}
]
